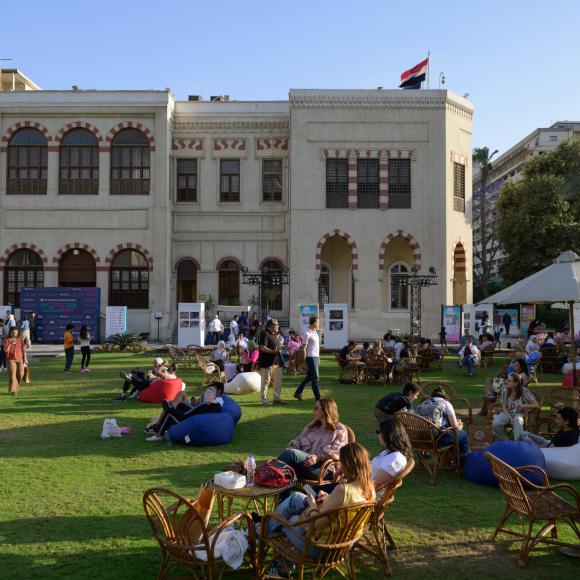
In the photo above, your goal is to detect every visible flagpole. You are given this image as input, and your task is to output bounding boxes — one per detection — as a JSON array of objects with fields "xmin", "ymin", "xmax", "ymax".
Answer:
[{"xmin": 426, "ymin": 51, "xmax": 430, "ymax": 89}]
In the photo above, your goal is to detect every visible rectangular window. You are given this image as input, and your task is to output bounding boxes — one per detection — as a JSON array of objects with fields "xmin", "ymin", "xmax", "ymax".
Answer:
[
  {"xmin": 262, "ymin": 159, "xmax": 283, "ymax": 202},
  {"xmin": 326, "ymin": 159, "xmax": 348, "ymax": 208},
  {"xmin": 176, "ymin": 158, "xmax": 197, "ymax": 202},
  {"xmin": 453, "ymin": 162, "xmax": 465, "ymax": 212},
  {"xmin": 220, "ymin": 159, "xmax": 240, "ymax": 202},
  {"xmin": 388, "ymin": 159, "xmax": 411, "ymax": 208},
  {"xmin": 357, "ymin": 159, "xmax": 379, "ymax": 208}
]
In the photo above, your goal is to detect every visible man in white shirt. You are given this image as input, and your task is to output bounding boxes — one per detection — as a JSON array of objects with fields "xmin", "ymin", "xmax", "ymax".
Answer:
[
  {"xmin": 208, "ymin": 315, "xmax": 223, "ymax": 345},
  {"xmin": 229, "ymin": 315, "xmax": 240, "ymax": 341},
  {"xmin": 293, "ymin": 316, "xmax": 321, "ymax": 401}
]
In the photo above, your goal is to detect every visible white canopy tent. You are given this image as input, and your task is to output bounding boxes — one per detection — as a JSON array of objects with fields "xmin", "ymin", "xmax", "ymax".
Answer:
[{"xmin": 481, "ymin": 251, "xmax": 580, "ymax": 386}]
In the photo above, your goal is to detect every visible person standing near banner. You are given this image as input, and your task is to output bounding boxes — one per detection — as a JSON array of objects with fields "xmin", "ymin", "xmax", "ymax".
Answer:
[
  {"xmin": 3, "ymin": 327, "xmax": 27, "ymax": 395},
  {"xmin": 293, "ymin": 316, "xmax": 321, "ymax": 401},
  {"xmin": 502, "ymin": 312, "xmax": 512, "ymax": 336},
  {"xmin": 29, "ymin": 312, "xmax": 38, "ymax": 343},
  {"xmin": 63, "ymin": 324, "xmax": 75, "ymax": 373},
  {"xmin": 79, "ymin": 325, "xmax": 92, "ymax": 373}
]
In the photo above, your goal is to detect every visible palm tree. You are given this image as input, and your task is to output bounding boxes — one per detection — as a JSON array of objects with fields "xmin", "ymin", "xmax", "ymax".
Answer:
[{"xmin": 473, "ymin": 146, "xmax": 499, "ymax": 298}]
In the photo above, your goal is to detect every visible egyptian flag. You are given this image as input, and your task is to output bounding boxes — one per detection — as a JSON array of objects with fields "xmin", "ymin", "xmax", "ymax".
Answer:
[{"xmin": 399, "ymin": 57, "xmax": 429, "ymax": 89}]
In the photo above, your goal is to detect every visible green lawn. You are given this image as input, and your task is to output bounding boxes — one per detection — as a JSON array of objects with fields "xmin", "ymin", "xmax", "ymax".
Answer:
[{"xmin": 1, "ymin": 352, "xmax": 578, "ymax": 579}]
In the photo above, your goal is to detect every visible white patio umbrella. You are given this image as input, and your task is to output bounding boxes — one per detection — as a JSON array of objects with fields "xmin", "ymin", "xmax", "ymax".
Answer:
[{"xmin": 481, "ymin": 251, "xmax": 580, "ymax": 386}]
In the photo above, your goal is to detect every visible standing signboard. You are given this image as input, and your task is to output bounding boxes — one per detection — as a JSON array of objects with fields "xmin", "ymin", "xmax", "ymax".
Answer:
[
  {"xmin": 323, "ymin": 303, "xmax": 348, "ymax": 349},
  {"xmin": 441, "ymin": 305, "xmax": 462, "ymax": 343},
  {"xmin": 520, "ymin": 304, "xmax": 536, "ymax": 335},
  {"xmin": 106, "ymin": 306, "xmax": 127, "ymax": 339},
  {"xmin": 299, "ymin": 304, "xmax": 319, "ymax": 337},
  {"xmin": 178, "ymin": 302, "xmax": 205, "ymax": 347},
  {"xmin": 463, "ymin": 304, "xmax": 494, "ymax": 337},
  {"xmin": 20, "ymin": 287, "xmax": 100, "ymax": 343},
  {"xmin": 496, "ymin": 308, "xmax": 519, "ymax": 335}
]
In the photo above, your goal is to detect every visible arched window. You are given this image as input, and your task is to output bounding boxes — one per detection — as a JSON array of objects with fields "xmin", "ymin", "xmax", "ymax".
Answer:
[
  {"xmin": 60, "ymin": 129, "xmax": 99, "ymax": 194},
  {"xmin": 261, "ymin": 259, "xmax": 283, "ymax": 311},
  {"xmin": 110, "ymin": 129, "xmax": 150, "ymax": 195},
  {"xmin": 390, "ymin": 263, "xmax": 409, "ymax": 310},
  {"xmin": 7, "ymin": 128, "xmax": 48, "ymax": 194},
  {"xmin": 318, "ymin": 264, "xmax": 331, "ymax": 309},
  {"xmin": 176, "ymin": 260, "xmax": 197, "ymax": 304},
  {"xmin": 4, "ymin": 249, "xmax": 44, "ymax": 306},
  {"xmin": 109, "ymin": 250, "xmax": 149, "ymax": 308},
  {"xmin": 58, "ymin": 249, "xmax": 96, "ymax": 288},
  {"xmin": 218, "ymin": 260, "xmax": 239, "ymax": 305}
]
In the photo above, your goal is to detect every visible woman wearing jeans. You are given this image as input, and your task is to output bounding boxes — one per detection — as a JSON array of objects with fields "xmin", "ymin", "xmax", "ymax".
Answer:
[{"xmin": 79, "ymin": 325, "xmax": 92, "ymax": 373}]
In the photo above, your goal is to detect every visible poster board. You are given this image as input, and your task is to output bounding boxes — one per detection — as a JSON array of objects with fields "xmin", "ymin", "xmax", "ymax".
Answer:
[
  {"xmin": 323, "ymin": 303, "xmax": 348, "ymax": 349},
  {"xmin": 299, "ymin": 304, "xmax": 319, "ymax": 337},
  {"xmin": 463, "ymin": 303, "xmax": 494, "ymax": 337},
  {"xmin": 178, "ymin": 302, "xmax": 205, "ymax": 347},
  {"xmin": 106, "ymin": 306, "xmax": 127, "ymax": 338},
  {"xmin": 496, "ymin": 308, "xmax": 519, "ymax": 335},
  {"xmin": 20, "ymin": 287, "xmax": 100, "ymax": 344},
  {"xmin": 519, "ymin": 304, "xmax": 536, "ymax": 335},
  {"xmin": 441, "ymin": 305, "xmax": 462, "ymax": 343}
]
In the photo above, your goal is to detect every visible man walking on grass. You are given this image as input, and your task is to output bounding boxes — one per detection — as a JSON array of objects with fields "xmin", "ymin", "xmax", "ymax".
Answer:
[{"xmin": 293, "ymin": 316, "xmax": 320, "ymax": 401}]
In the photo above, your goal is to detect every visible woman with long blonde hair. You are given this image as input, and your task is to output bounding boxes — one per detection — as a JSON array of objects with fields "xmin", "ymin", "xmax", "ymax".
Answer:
[
  {"xmin": 278, "ymin": 397, "xmax": 348, "ymax": 480},
  {"xmin": 263, "ymin": 442, "xmax": 375, "ymax": 577}
]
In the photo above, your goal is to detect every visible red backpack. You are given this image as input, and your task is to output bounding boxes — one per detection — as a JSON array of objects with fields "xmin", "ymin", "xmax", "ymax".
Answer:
[{"xmin": 254, "ymin": 459, "xmax": 296, "ymax": 488}]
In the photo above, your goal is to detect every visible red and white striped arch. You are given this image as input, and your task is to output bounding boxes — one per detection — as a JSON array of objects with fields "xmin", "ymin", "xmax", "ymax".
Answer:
[
  {"xmin": 105, "ymin": 122, "xmax": 156, "ymax": 151},
  {"xmin": 452, "ymin": 239, "xmax": 468, "ymax": 273},
  {"xmin": 315, "ymin": 230, "xmax": 358, "ymax": 272},
  {"xmin": 54, "ymin": 122, "xmax": 106, "ymax": 152},
  {"xmin": 379, "ymin": 231, "xmax": 422, "ymax": 271},
  {"xmin": 105, "ymin": 243, "xmax": 154, "ymax": 271},
  {"xmin": 1, "ymin": 121, "xmax": 55, "ymax": 152},
  {"xmin": 0, "ymin": 243, "xmax": 49, "ymax": 269}
]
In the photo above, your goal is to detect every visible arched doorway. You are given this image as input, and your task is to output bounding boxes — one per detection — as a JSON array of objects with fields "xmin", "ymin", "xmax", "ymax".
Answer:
[
  {"xmin": 261, "ymin": 259, "xmax": 283, "ymax": 311},
  {"xmin": 380, "ymin": 236, "xmax": 414, "ymax": 312},
  {"xmin": 177, "ymin": 260, "xmax": 197, "ymax": 303},
  {"xmin": 319, "ymin": 236, "xmax": 353, "ymax": 307},
  {"xmin": 218, "ymin": 259, "xmax": 240, "ymax": 305},
  {"xmin": 318, "ymin": 263, "xmax": 331, "ymax": 308},
  {"xmin": 58, "ymin": 249, "xmax": 96, "ymax": 287},
  {"xmin": 453, "ymin": 243, "xmax": 467, "ymax": 305}
]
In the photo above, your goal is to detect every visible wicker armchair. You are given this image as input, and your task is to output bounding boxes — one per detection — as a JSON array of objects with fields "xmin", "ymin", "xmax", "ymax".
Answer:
[
  {"xmin": 480, "ymin": 344, "xmax": 497, "ymax": 368},
  {"xmin": 395, "ymin": 411, "xmax": 461, "ymax": 485},
  {"xmin": 364, "ymin": 354, "xmax": 390, "ymax": 385},
  {"xmin": 168, "ymin": 345, "xmax": 186, "ymax": 367},
  {"xmin": 289, "ymin": 349, "xmax": 306, "ymax": 375},
  {"xmin": 539, "ymin": 346, "xmax": 561, "ymax": 374},
  {"xmin": 143, "ymin": 487, "xmax": 255, "ymax": 579},
  {"xmin": 399, "ymin": 359, "xmax": 421, "ymax": 385},
  {"xmin": 416, "ymin": 350, "xmax": 436, "ymax": 372},
  {"xmin": 258, "ymin": 501, "xmax": 376, "ymax": 580},
  {"xmin": 485, "ymin": 452, "xmax": 580, "ymax": 568},
  {"xmin": 194, "ymin": 354, "xmax": 226, "ymax": 384},
  {"xmin": 334, "ymin": 353, "xmax": 348, "ymax": 381},
  {"xmin": 355, "ymin": 458, "xmax": 415, "ymax": 576}
]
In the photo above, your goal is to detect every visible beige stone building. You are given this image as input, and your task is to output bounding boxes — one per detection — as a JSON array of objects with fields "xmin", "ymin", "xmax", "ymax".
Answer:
[{"xmin": 0, "ymin": 71, "xmax": 473, "ymax": 341}]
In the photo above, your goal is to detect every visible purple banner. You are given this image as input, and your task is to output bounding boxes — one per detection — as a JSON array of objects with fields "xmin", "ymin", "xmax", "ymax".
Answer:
[{"xmin": 20, "ymin": 287, "xmax": 101, "ymax": 344}]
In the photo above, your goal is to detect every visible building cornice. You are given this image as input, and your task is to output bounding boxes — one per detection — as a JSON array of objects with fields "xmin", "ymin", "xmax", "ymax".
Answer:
[
  {"xmin": 173, "ymin": 121, "xmax": 289, "ymax": 132},
  {"xmin": 288, "ymin": 91, "xmax": 473, "ymax": 120}
]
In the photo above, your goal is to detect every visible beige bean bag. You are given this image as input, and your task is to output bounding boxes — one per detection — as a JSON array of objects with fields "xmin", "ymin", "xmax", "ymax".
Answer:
[
  {"xmin": 224, "ymin": 372, "xmax": 261, "ymax": 395},
  {"xmin": 540, "ymin": 440, "xmax": 580, "ymax": 480}
]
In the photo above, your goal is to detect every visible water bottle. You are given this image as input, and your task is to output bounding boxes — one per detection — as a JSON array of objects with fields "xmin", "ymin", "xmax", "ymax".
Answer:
[{"xmin": 246, "ymin": 454, "xmax": 256, "ymax": 486}]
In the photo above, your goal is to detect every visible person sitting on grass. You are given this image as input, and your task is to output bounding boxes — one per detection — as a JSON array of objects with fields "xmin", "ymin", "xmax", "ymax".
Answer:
[
  {"xmin": 116, "ymin": 357, "xmax": 167, "ymax": 400},
  {"xmin": 278, "ymin": 397, "xmax": 348, "ymax": 481},
  {"xmin": 519, "ymin": 406, "xmax": 579, "ymax": 448},
  {"xmin": 374, "ymin": 382, "xmax": 420, "ymax": 423},
  {"xmin": 492, "ymin": 373, "xmax": 538, "ymax": 441},
  {"xmin": 144, "ymin": 382, "xmax": 225, "ymax": 441},
  {"xmin": 259, "ymin": 443, "xmax": 375, "ymax": 578}
]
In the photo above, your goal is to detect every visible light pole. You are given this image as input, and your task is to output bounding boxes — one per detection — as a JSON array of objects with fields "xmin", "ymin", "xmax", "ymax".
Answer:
[{"xmin": 391, "ymin": 266, "xmax": 438, "ymax": 338}]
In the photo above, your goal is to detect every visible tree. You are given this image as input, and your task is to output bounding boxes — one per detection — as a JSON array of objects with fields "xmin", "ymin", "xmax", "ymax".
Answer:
[
  {"xmin": 496, "ymin": 139, "xmax": 580, "ymax": 284},
  {"xmin": 472, "ymin": 146, "xmax": 499, "ymax": 298}
]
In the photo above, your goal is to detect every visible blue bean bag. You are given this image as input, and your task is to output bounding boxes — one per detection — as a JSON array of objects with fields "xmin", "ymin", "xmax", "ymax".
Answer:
[
  {"xmin": 221, "ymin": 394, "xmax": 242, "ymax": 424},
  {"xmin": 168, "ymin": 412, "xmax": 235, "ymax": 446},
  {"xmin": 464, "ymin": 440, "xmax": 546, "ymax": 487}
]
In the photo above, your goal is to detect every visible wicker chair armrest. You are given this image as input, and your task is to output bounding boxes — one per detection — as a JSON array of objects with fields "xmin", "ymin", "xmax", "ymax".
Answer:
[
  {"xmin": 514, "ymin": 464, "xmax": 550, "ymax": 486},
  {"xmin": 542, "ymin": 483, "xmax": 580, "ymax": 508},
  {"xmin": 452, "ymin": 396, "xmax": 474, "ymax": 419},
  {"xmin": 317, "ymin": 459, "xmax": 337, "ymax": 483},
  {"xmin": 435, "ymin": 427, "xmax": 459, "ymax": 445}
]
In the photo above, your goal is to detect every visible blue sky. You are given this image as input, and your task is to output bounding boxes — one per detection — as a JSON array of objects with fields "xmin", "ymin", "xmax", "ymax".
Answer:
[{"xmin": 3, "ymin": 0, "xmax": 579, "ymax": 153}]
